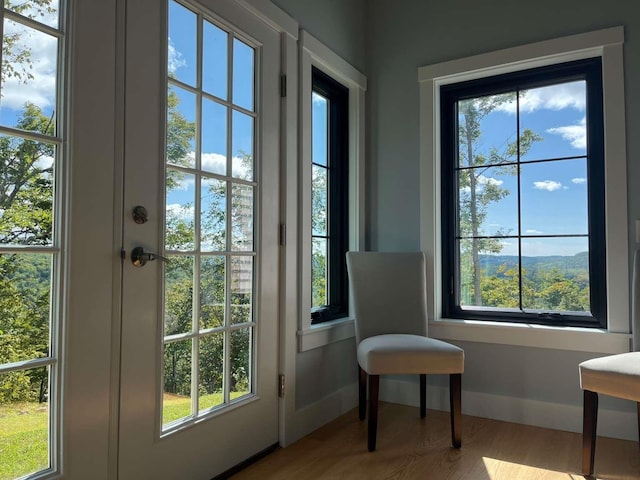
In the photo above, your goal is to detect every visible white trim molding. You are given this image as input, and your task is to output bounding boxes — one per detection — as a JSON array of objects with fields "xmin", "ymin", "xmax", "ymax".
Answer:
[
  {"xmin": 297, "ymin": 29, "xmax": 367, "ymax": 352},
  {"xmin": 380, "ymin": 378, "xmax": 637, "ymax": 441},
  {"xmin": 418, "ymin": 27, "xmax": 629, "ymax": 353}
]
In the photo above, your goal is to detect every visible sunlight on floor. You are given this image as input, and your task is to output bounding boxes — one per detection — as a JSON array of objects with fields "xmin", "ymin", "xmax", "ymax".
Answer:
[{"xmin": 482, "ymin": 456, "xmax": 586, "ymax": 479}]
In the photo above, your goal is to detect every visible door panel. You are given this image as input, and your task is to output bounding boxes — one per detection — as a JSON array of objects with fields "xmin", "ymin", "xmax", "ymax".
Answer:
[{"xmin": 118, "ymin": 1, "xmax": 280, "ymax": 478}]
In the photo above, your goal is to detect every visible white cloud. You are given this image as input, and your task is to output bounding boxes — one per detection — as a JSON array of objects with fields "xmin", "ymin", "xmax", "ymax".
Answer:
[
  {"xmin": 533, "ymin": 180, "xmax": 563, "ymax": 191},
  {"xmin": 547, "ymin": 117, "xmax": 586, "ymax": 150},
  {"xmin": 496, "ymin": 81, "xmax": 586, "ymax": 114},
  {"xmin": 526, "ymin": 229, "xmax": 543, "ymax": 234},
  {"xmin": 571, "ymin": 177, "xmax": 587, "ymax": 184},
  {"xmin": 1, "ymin": 20, "xmax": 58, "ymax": 111},
  {"xmin": 168, "ymin": 40, "xmax": 187, "ymax": 75},
  {"xmin": 477, "ymin": 175, "xmax": 503, "ymax": 186}
]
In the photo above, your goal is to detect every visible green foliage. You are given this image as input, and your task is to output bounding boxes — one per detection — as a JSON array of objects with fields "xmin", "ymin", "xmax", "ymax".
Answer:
[
  {"xmin": 1, "ymin": 102, "xmax": 54, "ymax": 404},
  {"xmin": 477, "ymin": 254, "xmax": 590, "ymax": 313}
]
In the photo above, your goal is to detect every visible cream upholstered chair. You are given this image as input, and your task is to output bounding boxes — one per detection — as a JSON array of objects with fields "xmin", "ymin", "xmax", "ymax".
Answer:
[
  {"xmin": 579, "ymin": 353, "xmax": 640, "ymax": 476},
  {"xmin": 579, "ymin": 250, "xmax": 640, "ymax": 476},
  {"xmin": 346, "ymin": 251, "xmax": 465, "ymax": 452}
]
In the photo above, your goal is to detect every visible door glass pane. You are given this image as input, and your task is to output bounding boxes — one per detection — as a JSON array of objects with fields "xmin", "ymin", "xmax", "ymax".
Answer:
[
  {"xmin": 231, "ymin": 184, "xmax": 253, "ymax": 251},
  {"xmin": 163, "ymin": 1, "xmax": 258, "ymax": 431},
  {"xmin": 0, "ymin": 253, "xmax": 51, "ymax": 362},
  {"xmin": 200, "ymin": 255, "xmax": 225, "ymax": 330},
  {"xmin": 163, "ymin": 338, "xmax": 193, "ymax": 425},
  {"xmin": 167, "ymin": 85, "xmax": 196, "ymax": 168},
  {"xmin": 3, "ymin": 0, "xmax": 59, "ymax": 28},
  {"xmin": 232, "ymin": 38, "xmax": 254, "ymax": 111},
  {"xmin": 230, "ymin": 256, "xmax": 252, "ymax": 325},
  {"xmin": 0, "ymin": 366, "xmax": 50, "ymax": 480},
  {"xmin": 203, "ymin": 20, "xmax": 227, "ymax": 100},
  {"xmin": 198, "ymin": 333, "xmax": 223, "ymax": 412},
  {"xmin": 166, "ymin": 170, "xmax": 195, "ymax": 250},
  {"xmin": 231, "ymin": 110, "xmax": 253, "ymax": 180},
  {"xmin": 201, "ymin": 98, "xmax": 226, "ymax": 175},
  {"xmin": 0, "ymin": 20, "xmax": 58, "ymax": 128},
  {"xmin": 230, "ymin": 328, "xmax": 251, "ymax": 399},
  {"xmin": 201, "ymin": 177, "xmax": 226, "ymax": 251},
  {"xmin": 164, "ymin": 255, "xmax": 193, "ymax": 336},
  {"xmin": 168, "ymin": 0, "xmax": 196, "ymax": 87}
]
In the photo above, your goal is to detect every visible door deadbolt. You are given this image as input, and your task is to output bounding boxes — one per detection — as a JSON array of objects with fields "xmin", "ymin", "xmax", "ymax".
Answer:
[
  {"xmin": 131, "ymin": 247, "xmax": 170, "ymax": 267},
  {"xmin": 132, "ymin": 205, "xmax": 149, "ymax": 224}
]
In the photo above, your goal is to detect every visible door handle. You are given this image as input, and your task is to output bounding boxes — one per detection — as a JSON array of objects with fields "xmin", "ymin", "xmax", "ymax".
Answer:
[{"xmin": 131, "ymin": 246, "xmax": 170, "ymax": 267}]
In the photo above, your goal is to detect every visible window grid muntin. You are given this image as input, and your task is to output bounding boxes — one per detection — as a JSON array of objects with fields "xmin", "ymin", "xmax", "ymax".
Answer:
[
  {"xmin": 442, "ymin": 58, "xmax": 605, "ymax": 327},
  {"xmin": 0, "ymin": 1, "xmax": 66, "ymax": 477},
  {"xmin": 163, "ymin": 0, "xmax": 258, "ymax": 433}
]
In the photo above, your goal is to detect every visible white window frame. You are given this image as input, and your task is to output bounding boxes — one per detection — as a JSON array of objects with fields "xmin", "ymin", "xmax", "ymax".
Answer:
[
  {"xmin": 297, "ymin": 30, "xmax": 366, "ymax": 351},
  {"xmin": 419, "ymin": 26, "xmax": 630, "ymax": 354}
]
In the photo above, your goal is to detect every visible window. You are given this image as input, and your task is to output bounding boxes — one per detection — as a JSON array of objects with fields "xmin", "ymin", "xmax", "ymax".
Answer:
[
  {"xmin": 296, "ymin": 30, "xmax": 366, "ymax": 351},
  {"xmin": 310, "ymin": 67, "xmax": 349, "ymax": 324},
  {"xmin": 419, "ymin": 27, "xmax": 629, "ymax": 351},
  {"xmin": 440, "ymin": 58, "xmax": 605, "ymax": 328}
]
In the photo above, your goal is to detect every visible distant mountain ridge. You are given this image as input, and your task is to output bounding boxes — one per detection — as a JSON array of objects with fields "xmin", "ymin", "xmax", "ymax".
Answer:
[{"xmin": 478, "ymin": 251, "xmax": 589, "ymax": 276}]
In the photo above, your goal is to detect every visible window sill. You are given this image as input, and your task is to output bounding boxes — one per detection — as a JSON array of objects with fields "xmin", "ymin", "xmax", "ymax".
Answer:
[
  {"xmin": 297, "ymin": 317, "xmax": 355, "ymax": 352},
  {"xmin": 429, "ymin": 318, "xmax": 631, "ymax": 354}
]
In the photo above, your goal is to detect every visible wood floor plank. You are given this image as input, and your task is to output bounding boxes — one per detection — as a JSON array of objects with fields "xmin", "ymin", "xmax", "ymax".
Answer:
[{"xmin": 231, "ymin": 403, "xmax": 640, "ymax": 479}]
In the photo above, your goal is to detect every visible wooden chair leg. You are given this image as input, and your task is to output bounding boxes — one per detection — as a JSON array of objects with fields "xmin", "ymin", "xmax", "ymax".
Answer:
[
  {"xmin": 582, "ymin": 389, "xmax": 598, "ymax": 476},
  {"xmin": 368, "ymin": 374, "xmax": 379, "ymax": 452},
  {"xmin": 358, "ymin": 366, "xmax": 367, "ymax": 421},
  {"xmin": 450, "ymin": 373, "xmax": 462, "ymax": 449},
  {"xmin": 420, "ymin": 374, "xmax": 426, "ymax": 418},
  {"xmin": 637, "ymin": 402, "xmax": 640, "ymax": 450}
]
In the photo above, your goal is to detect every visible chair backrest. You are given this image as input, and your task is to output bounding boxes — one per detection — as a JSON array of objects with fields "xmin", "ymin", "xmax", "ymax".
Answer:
[{"xmin": 346, "ymin": 251, "xmax": 428, "ymax": 344}]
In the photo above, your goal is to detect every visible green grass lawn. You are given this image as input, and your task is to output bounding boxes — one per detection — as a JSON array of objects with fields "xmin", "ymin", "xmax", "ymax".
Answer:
[
  {"xmin": 163, "ymin": 391, "xmax": 249, "ymax": 425},
  {"xmin": 0, "ymin": 402, "xmax": 48, "ymax": 480}
]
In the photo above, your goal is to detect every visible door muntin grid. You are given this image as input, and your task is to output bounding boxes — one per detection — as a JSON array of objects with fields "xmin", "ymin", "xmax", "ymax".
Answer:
[{"xmin": 162, "ymin": 0, "xmax": 258, "ymax": 431}]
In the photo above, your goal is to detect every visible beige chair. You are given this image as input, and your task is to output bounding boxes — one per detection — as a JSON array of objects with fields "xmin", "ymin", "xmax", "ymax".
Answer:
[
  {"xmin": 579, "ymin": 250, "xmax": 640, "ymax": 476},
  {"xmin": 579, "ymin": 353, "xmax": 640, "ymax": 476},
  {"xmin": 346, "ymin": 251, "xmax": 465, "ymax": 452}
]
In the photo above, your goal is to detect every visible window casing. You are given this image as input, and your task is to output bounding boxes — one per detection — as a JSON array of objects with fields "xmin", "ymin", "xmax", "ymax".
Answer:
[
  {"xmin": 440, "ymin": 58, "xmax": 606, "ymax": 328},
  {"xmin": 310, "ymin": 67, "xmax": 349, "ymax": 324}
]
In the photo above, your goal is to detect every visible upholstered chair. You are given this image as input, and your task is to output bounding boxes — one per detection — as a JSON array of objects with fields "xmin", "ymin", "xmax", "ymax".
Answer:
[{"xmin": 346, "ymin": 251, "xmax": 465, "ymax": 452}]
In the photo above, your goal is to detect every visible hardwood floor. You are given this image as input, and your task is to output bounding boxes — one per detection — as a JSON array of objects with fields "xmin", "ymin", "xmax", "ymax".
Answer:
[{"xmin": 231, "ymin": 402, "xmax": 640, "ymax": 480}]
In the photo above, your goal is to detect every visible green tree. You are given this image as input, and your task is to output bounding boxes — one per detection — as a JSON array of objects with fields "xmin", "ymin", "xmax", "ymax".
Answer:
[
  {"xmin": 458, "ymin": 95, "xmax": 541, "ymax": 306},
  {"xmin": 0, "ymin": 103, "xmax": 54, "ymax": 403}
]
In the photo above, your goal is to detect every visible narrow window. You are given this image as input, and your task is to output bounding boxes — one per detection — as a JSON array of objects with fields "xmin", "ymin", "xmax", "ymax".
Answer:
[
  {"xmin": 310, "ymin": 67, "xmax": 349, "ymax": 324},
  {"xmin": 440, "ymin": 58, "xmax": 605, "ymax": 327}
]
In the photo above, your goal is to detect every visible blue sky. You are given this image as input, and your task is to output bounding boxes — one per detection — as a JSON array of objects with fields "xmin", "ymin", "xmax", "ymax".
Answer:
[{"xmin": 460, "ymin": 80, "xmax": 591, "ymax": 257}]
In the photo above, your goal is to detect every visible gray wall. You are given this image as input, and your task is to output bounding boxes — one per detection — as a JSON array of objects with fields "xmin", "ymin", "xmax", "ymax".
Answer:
[
  {"xmin": 272, "ymin": 0, "xmax": 367, "ymax": 73},
  {"xmin": 366, "ymin": 0, "xmax": 638, "ymax": 413},
  {"xmin": 270, "ymin": 0, "xmax": 366, "ymax": 409}
]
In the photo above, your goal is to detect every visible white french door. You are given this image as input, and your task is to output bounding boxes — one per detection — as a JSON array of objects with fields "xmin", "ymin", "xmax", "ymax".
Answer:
[{"xmin": 117, "ymin": 1, "xmax": 280, "ymax": 479}]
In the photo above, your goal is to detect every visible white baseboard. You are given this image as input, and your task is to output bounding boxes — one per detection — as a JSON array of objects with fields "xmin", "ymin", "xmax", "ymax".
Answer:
[
  {"xmin": 284, "ymin": 383, "xmax": 358, "ymax": 446},
  {"xmin": 284, "ymin": 379, "xmax": 636, "ymax": 447},
  {"xmin": 380, "ymin": 378, "xmax": 638, "ymax": 441}
]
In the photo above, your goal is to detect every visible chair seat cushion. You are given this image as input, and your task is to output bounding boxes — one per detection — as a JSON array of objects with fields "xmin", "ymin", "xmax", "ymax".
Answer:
[
  {"xmin": 358, "ymin": 334, "xmax": 464, "ymax": 375},
  {"xmin": 579, "ymin": 352, "xmax": 640, "ymax": 402}
]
